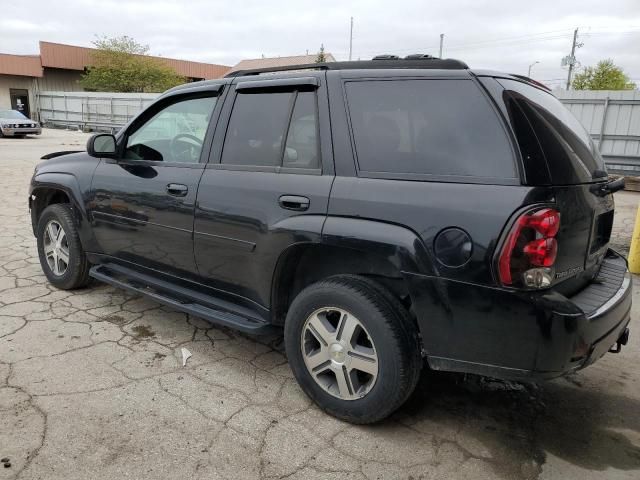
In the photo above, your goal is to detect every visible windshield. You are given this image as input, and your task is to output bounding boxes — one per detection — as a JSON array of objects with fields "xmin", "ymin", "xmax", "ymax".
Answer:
[
  {"xmin": 0, "ymin": 110, "xmax": 28, "ymax": 120},
  {"xmin": 498, "ymin": 79, "xmax": 606, "ymax": 184}
]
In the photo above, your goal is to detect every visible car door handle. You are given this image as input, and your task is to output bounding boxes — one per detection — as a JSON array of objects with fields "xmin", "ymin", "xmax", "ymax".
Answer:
[
  {"xmin": 167, "ymin": 183, "xmax": 188, "ymax": 197},
  {"xmin": 279, "ymin": 195, "xmax": 310, "ymax": 211}
]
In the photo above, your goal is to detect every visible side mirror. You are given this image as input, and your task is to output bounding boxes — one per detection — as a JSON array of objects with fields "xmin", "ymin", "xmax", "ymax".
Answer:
[{"xmin": 87, "ymin": 133, "xmax": 117, "ymax": 158}]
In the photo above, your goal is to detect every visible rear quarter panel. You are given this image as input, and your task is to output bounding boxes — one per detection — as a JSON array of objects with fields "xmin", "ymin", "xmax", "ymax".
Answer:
[{"xmin": 327, "ymin": 177, "xmax": 554, "ymax": 285}]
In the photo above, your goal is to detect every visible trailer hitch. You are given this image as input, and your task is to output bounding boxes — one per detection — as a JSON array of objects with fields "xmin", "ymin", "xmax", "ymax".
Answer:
[{"xmin": 609, "ymin": 327, "xmax": 630, "ymax": 354}]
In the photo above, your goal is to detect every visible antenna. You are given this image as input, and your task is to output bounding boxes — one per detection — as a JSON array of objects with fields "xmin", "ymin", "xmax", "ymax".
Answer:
[{"xmin": 349, "ymin": 17, "xmax": 354, "ymax": 61}]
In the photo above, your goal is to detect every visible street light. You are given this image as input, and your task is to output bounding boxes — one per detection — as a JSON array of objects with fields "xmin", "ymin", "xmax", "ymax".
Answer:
[{"xmin": 528, "ymin": 61, "xmax": 540, "ymax": 78}]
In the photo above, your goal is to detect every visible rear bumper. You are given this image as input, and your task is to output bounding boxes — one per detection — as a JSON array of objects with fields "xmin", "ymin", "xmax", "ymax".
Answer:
[{"xmin": 405, "ymin": 250, "xmax": 632, "ymax": 380}]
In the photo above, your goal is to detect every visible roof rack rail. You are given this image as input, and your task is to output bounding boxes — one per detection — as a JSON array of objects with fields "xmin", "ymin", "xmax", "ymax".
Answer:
[
  {"xmin": 404, "ymin": 54, "xmax": 437, "ymax": 60},
  {"xmin": 225, "ymin": 58, "xmax": 468, "ymax": 77},
  {"xmin": 372, "ymin": 54, "xmax": 401, "ymax": 60}
]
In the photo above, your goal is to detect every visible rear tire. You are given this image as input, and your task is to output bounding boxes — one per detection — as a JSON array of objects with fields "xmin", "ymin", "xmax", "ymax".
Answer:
[
  {"xmin": 284, "ymin": 275, "xmax": 422, "ymax": 424},
  {"xmin": 36, "ymin": 204, "xmax": 91, "ymax": 290}
]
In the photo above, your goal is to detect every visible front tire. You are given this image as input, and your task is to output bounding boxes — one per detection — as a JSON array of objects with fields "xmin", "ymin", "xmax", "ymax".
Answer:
[
  {"xmin": 284, "ymin": 275, "xmax": 422, "ymax": 424},
  {"xmin": 36, "ymin": 204, "xmax": 90, "ymax": 289}
]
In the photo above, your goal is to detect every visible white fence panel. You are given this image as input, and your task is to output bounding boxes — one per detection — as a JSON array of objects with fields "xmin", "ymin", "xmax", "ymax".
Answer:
[
  {"xmin": 555, "ymin": 89, "xmax": 640, "ymax": 174},
  {"xmin": 37, "ymin": 91, "xmax": 159, "ymax": 133}
]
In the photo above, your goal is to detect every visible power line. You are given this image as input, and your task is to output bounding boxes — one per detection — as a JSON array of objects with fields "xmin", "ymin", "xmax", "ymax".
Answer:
[
  {"xmin": 331, "ymin": 27, "xmax": 640, "ymax": 59},
  {"xmin": 330, "ymin": 29, "xmax": 577, "ymax": 57}
]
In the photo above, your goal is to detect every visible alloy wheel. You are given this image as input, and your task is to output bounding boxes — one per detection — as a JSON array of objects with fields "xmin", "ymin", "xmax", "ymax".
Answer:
[
  {"xmin": 301, "ymin": 307, "xmax": 379, "ymax": 400},
  {"xmin": 43, "ymin": 220, "xmax": 69, "ymax": 276}
]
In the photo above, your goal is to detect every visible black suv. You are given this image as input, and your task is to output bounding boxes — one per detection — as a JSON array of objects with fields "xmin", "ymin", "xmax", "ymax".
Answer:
[{"xmin": 30, "ymin": 58, "xmax": 632, "ymax": 423}]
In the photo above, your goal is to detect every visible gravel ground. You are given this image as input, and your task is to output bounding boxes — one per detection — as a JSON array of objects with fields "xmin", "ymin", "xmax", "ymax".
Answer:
[{"xmin": 1, "ymin": 129, "xmax": 639, "ymax": 480}]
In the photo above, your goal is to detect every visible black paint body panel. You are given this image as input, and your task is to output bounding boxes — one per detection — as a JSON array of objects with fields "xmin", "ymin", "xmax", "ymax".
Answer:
[{"xmin": 28, "ymin": 68, "xmax": 632, "ymax": 381}]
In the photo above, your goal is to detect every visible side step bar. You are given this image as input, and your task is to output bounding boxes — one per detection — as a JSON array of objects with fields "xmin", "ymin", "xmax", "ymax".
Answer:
[{"xmin": 90, "ymin": 264, "xmax": 277, "ymax": 335}]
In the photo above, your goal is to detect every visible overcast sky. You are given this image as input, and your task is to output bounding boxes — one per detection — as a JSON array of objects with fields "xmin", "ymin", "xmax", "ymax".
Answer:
[{"xmin": 2, "ymin": 0, "xmax": 639, "ymax": 88}]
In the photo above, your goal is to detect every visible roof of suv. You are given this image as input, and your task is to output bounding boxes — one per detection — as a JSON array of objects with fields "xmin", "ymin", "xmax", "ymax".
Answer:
[
  {"xmin": 165, "ymin": 58, "xmax": 551, "ymax": 96},
  {"xmin": 225, "ymin": 58, "xmax": 469, "ymax": 77}
]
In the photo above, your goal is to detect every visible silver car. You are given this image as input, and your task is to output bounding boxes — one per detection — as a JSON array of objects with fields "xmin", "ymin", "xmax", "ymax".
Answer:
[{"xmin": 0, "ymin": 109, "xmax": 42, "ymax": 137}]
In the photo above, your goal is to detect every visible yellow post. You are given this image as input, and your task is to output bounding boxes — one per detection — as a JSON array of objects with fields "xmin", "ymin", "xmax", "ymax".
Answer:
[{"xmin": 629, "ymin": 204, "xmax": 640, "ymax": 274}]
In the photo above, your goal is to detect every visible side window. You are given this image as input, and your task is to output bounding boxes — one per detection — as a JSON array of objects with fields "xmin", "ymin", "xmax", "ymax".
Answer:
[
  {"xmin": 221, "ymin": 89, "xmax": 320, "ymax": 170},
  {"xmin": 125, "ymin": 96, "xmax": 216, "ymax": 163},
  {"xmin": 284, "ymin": 92, "xmax": 319, "ymax": 169},
  {"xmin": 345, "ymin": 80, "xmax": 516, "ymax": 179},
  {"xmin": 498, "ymin": 79, "xmax": 605, "ymax": 184}
]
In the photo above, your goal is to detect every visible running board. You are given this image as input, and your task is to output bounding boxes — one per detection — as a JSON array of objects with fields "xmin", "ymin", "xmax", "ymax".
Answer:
[{"xmin": 89, "ymin": 264, "xmax": 276, "ymax": 335}]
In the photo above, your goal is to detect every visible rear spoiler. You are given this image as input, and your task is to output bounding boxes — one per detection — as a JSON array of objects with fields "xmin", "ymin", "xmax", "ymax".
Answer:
[
  {"xmin": 40, "ymin": 150, "xmax": 82, "ymax": 160},
  {"xmin": 509, "ymin": 74, "xmax": 552, "ymax": 92}
]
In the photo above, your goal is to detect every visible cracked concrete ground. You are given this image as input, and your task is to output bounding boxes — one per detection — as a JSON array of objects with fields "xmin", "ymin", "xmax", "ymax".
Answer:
[{"xmin": 1, "ymin": 129, "xmax": 640, "ymax": 480}]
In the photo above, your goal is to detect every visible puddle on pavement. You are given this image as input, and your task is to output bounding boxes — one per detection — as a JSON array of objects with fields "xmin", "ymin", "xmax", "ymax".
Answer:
[
  {"xmin": 131, "ymin": 325, "xmax": 155, "ymax": 338},
  {"xmin": 104, "ymin": 315, "xmax": 127, "ymax": 326},
  {"xmin": 393, "ymin": 369, "xmax": 640, "ymax": 480}
]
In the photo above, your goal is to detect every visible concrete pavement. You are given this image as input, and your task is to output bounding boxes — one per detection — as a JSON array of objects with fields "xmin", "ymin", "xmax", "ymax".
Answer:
[{"xmin": 1, "ymin": 129, "xmax": 639, "ymax": 480}]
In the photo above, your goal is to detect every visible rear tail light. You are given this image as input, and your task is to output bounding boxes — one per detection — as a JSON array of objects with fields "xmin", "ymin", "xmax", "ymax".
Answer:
[{"xmin": 498, "ymin": 208, "xmax": 560, "ymax": 288}]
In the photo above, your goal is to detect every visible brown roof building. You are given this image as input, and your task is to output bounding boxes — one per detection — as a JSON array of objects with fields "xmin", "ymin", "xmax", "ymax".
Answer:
[
  {"xmin": 0, "ymin": 41, "xmax": 230, "ymax": 120},
  {"xmin": 229, "ymin": 53, "xmax": 336, "ymax": 73}
]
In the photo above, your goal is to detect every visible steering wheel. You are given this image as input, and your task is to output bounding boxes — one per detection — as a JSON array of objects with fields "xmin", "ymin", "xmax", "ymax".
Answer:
[{"xmin": 170, "ymin": 133, "xmax": 203, "ymax": 162}]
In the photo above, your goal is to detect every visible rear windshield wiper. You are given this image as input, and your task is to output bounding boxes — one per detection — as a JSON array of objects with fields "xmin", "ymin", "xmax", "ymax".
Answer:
[{"xmin": 590, "ymin": 177, "xmax": 625, "ymax": 197}]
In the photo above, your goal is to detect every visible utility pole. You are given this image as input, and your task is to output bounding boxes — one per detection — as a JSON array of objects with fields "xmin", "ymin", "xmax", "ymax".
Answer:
[
  {"xmin": 349, "ymin": 17, "xmax": 354, "ymax": 61},
  {"xmin": 566, "ymin": 28, "xmax": 579, "ymax": 89},
  {"xmin": 439, "ymin": 33, "xmax": 444, "ymax": 58}
]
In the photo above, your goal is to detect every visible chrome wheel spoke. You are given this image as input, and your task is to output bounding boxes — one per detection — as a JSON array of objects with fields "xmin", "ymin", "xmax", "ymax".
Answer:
[
  {"xmin": 335, "ymin": 367, "xmax": 353, "ymax": 398},
  {"xmin": 337, "ymin": 313, "xmax": 359, "ymax": 345},
  {"xmin": 46, "ymin": 223, "xmax": 58, "ymax": 243},
  {"xmin": 348, "ymin": 348, "xmax": 378, "ymax": 376},
  {"xmin": 58, "ymin": 246, "xmax": 69, "ymax": 265},
  {"xmin": 44, "ymin": 243, "xmax": 56, "ymax": 257},
  {"xmin": 306, "ymin": 312, "xmax": 333, "ymax": 346},
  {"xmin": 52, "ymin": 253, "xmax": 61, "ymax": 275},
  {"xmin": 306, "ymin": 347, "xmax": 331, "ymax": 372}
]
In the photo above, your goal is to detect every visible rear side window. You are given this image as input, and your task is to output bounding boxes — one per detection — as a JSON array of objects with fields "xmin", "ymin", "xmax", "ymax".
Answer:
[
  {"xmin": 345, "ymin": 80, "xmax": 516, "ymax": 180},
  {"xmin": 221, "ymin": 92, "xmax": 292, "ymax": 167},
  {"xmin": 221, "ymin": 90, "xmax": 319, "ymax": 169},
  {"xmin": 498, "ymin": 79, "xmax": 606, "ymax": 184}
]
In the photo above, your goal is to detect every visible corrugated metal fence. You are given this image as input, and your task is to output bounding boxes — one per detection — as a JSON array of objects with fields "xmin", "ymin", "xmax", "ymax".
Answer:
[
  {"xmin": 555, "ymin": 89, "xmax": 640, "ymax": 174},
  {"xmin": 36, "ymin": 88, "xmax": 640, "ymax": 175},
  {"xmin": 37, "ymin": 91, "xmax": 159, "ymax": 133}
]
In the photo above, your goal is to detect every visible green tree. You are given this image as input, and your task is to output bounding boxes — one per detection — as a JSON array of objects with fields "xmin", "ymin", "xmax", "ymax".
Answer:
[
  {"xmin": 81, "ymin": 35, "xmax": 185, "ymax": 93},
  {"xmin": 572, "ymin": 59, "xmax": 636, "ymax": 90},
  {"xmin": 315, "ymin": 44, "xmax": 327, "ymax": 63}
]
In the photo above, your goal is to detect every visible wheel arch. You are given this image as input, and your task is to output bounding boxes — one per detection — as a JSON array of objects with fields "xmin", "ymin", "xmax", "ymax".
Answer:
[
  {"xmin": 30, "ymin": 173, "xmax": 96, "ymax": 250},
  {"xmin": 270, "ymin": 217, "xmax": 435, "ymax": 327}
]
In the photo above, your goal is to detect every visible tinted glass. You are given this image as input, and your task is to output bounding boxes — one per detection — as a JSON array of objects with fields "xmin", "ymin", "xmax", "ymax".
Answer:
[
  {"xmin": 345, "ymin": 80, "xmax": 516, "ymax": 179},
  {"xmin": 125, "ymin": 96, "xmax": 216, "ymax": 163},
  {"xmin": 222, "ymin": 92, "xmax": 293, "ymax": 167},
  {"xmin": 283, "ymin": 92, "xmax": 319, "ymax": 169},
  {"xmin": 498, "ymin": 79, "xmax": 606, "ymax": 184}
]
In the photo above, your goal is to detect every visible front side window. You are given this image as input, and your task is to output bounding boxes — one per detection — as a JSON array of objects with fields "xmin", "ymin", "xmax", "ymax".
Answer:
[
  {"xmin": 221, "ymin": 90, "xmax": 320, "ymax": 169},
  {"xmin": 345, "ymin": 80, "xmax": 517, "ymax": 179},
  {"xmin": 125, "ymin": 96, "xmax": 216, "ymax": 163}
]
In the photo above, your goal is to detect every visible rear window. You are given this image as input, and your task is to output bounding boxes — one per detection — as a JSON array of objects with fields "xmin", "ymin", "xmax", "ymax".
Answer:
[
  {"xmin": 498, "ymin": 79, "xmax": 606, "ymax": 184},
  {"xmin": 344, "ymin": 79, "xmax": 517, "ymax": 180}
]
